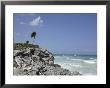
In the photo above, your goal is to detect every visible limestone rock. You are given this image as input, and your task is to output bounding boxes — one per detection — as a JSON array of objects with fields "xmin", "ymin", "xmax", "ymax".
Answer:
[{"xmin": 13, "ymin": 45, "xmax": 81, "ymax": 76}]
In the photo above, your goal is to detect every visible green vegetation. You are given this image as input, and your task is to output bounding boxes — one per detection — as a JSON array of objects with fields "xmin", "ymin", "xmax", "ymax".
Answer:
[
  {"xmin": 14, "ymin": 32, "xmax": 38, "ymax": 50},
  {"xmin": 14, "ymin": 43, "xmax": 39, "ymax": 50}
]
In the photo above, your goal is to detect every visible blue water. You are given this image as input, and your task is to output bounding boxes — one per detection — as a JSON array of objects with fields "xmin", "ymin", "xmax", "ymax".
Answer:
[{"xmin": 54, "ymin": 54, "xmax": 97, "ymax": 75}]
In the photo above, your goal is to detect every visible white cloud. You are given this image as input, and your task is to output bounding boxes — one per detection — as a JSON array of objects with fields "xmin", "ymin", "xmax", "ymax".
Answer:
[
  {"xmin": 20, "ymin": 22, "xmax": 26, "ymax": 25},
  {"xmin": 29, "ymin": 16, "xmax": 43, "ymax": 26}
]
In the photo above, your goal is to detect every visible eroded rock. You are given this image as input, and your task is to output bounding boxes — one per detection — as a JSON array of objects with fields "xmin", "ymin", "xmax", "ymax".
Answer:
[{"xmin": 13, "ymin": 46, "xmax": 81, "ymax": 76}]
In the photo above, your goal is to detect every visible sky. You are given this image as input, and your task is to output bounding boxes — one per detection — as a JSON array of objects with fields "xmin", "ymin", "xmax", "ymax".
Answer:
[{"xmin": 14, "ymin": 13, "xmax": 97, "ymax": 55}]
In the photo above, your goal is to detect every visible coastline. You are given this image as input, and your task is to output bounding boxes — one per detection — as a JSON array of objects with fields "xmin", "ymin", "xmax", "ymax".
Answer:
[
  {"xmin": 13, "ymin": 43, "xmax": 96, "ymax": 76},
  {"xmin": 13, "ymin": 43, "xmax": 81, "ymax": 76}
]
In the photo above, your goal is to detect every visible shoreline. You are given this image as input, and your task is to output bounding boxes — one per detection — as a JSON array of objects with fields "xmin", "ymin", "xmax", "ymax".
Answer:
[
  {"xmin": 54, "ymin": 55, "xmax": 97, "ymax": 76},
  {"xmin": 13, "ymin": 44, "xmax": 82, "ymax": 76},
  {"xmin": 13, "ymin": 43, "xmax": 96, "ymax": 76}
]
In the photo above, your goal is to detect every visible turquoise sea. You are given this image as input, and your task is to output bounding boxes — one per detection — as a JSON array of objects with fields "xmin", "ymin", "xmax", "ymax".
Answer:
[{"xmin": 54, "ymin": 54, "xmax": 97, "ymax": 75}]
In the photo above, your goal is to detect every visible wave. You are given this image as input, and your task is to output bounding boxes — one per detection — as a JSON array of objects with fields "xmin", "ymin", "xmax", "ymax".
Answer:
[
  {"xmin": 70, "ymin": 58, "xmax": 83, "ymax": 61},
  {"xmin": 55, "ymin": 60, "xmax": 97, "ymax": 75},
  {"xmin": 54, "ymin": 56, "xmax": 68, "ymax": 59},
  {"xmin": 61, "ymin": 63, "xmax": 82, "ymax": 67},
  {"xmin": 55, "ymin": 55, "xmax": 96, "ymax": 59},
  {"xmin": 68, "ymin": 63, "xmax": 82, "ymax": 67},
  {"xmin": 83, "ymin": 59, "xmax": 97, "ymax": 64},
  {"xmin": 89, "ymin": 58, "xmax": 95, "ymax": 60},
  {"xmin": 55, "ymin": 56, "xmax": 97, "ymax": 64}
]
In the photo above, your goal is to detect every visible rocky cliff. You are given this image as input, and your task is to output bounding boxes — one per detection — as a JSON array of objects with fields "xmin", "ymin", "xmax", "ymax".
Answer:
[{"xmin": 13, "ymin": 46, "xmax": 81, "ymax": 75}]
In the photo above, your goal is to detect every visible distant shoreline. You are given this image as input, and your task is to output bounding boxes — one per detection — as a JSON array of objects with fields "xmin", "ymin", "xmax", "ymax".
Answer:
[{"xmin": 53, "ymin": 54, "xmax": 97, "ymax": 56}]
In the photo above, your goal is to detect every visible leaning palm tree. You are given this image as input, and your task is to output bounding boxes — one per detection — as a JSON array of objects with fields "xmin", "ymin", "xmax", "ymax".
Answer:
[{"xmin": 31, "ymin": 32, "xmax": 36, "ymax": 44}]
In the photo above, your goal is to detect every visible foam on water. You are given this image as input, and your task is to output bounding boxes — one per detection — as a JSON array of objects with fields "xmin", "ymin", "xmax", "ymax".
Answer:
[
  {"xmin": 54, "ymin": 55, "xmax": 97, "ymax": 75},
  {"xmin": 83, "ymin": 60, "xmax": 96, "ymax": 64},
  {"xmin": 89, "ymin": 58, "xmax": 94, "ymax": 60}
]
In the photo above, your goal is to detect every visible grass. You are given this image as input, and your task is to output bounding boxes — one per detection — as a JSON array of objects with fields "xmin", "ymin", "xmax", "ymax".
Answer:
[{"xmin": 14, "ymin": 43, "xmax": 39, "ymax": 50}]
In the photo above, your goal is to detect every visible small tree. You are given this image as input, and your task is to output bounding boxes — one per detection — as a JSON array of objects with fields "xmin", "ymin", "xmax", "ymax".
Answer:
[
  {"xmin": 26, "ymin": 41, "xmax": 29, "ymax": 44},
  {"xmin": 26, "ymin": 41, "xmax": 29, "ymax": 48}
]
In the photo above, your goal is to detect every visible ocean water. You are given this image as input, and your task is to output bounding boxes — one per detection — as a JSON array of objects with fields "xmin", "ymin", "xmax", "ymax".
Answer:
[{"xmin": 54, "ymin": 54, "xmax": 97, "ymax": 75}]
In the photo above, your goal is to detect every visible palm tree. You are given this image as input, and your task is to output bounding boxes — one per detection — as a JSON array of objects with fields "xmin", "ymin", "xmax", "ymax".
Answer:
[
  {"xmin": 31, "ymin": 32, "xmax": 36, "ymax": 39},
  {"xmin": 31, "ymin": 32, "xmax": 36, "ymax": 44}
]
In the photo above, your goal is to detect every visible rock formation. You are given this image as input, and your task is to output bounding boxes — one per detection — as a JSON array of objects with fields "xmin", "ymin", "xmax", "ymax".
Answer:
[{"xmin": 13, "ymin": 46, "xmax": 81, "ymax": 75}]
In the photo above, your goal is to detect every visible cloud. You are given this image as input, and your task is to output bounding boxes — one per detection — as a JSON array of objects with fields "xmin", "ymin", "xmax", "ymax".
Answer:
[
  {"xmin": 29, "ymin": 16, "xmax": 43, "ymax": 26},
  {"xmin": 20, "ymin": 22, "xmax": 26, "ymax": 25}
]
